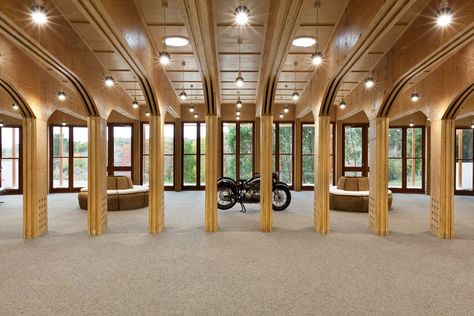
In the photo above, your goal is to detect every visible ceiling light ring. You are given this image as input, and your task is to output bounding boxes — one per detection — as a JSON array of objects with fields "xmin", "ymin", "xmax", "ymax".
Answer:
[
  {"xmin": 163, "ymin": 36, "xmax": 190, "ymax": 47},
  {"xmin": 292, "ymin": 36, "xmax": 317, "ymax": 48}
]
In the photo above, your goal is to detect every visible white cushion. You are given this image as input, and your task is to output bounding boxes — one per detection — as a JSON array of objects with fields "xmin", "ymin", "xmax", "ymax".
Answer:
[
  {"xmin": 116, "ymin": 185, "xmax": 149, "ymax": 195},
  {"xmin": 329, "ymin": 186, "xmax": 392, "ymax": 196}
]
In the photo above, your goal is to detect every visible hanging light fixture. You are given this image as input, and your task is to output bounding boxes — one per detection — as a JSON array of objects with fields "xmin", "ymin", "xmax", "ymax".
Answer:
[
  {"xmin": 104, "ymin": 49, "xmax": 115, "ymax": 87},
  {"xmin": 236, "ymin": 97, "xmax": 243, "ymax": 109},
  {"xmin": 189, "ymin": 105, "xmax": 195, "ymax": 113},
  {"xmin": 436, "ymin": 0, "xmax": 453, "ymax": 27},
  {"xmin": 234, "ymin": 1, "xmax": 250, "ymax": 25},
  {"xmin": 236, "ymin": 116, "xmax": 240, "ymax": 121},
  {"xmin": 291, "ymin": 61, "xmax": 299, "ymax": 101},
  {"xmin": 30, "ymin": 1, "xmax": 48, "ymax": 25},
  {"xmin": 179, "ymin": 61, "xmax": 188, "ymax": 100},
  {"xmin": 364, "ymin": 53, "xmax": 375, "ymax": 89},
  {"xmin": 236, "ymin": 109, "xmax": 241, "ymax": 117},
  {"xmin": 159, "ymin": 1, "xmax": 171, "ymax": 65},
  {"xmin": 279, "ymin": 112, "xmax": 284, "ymax": 118},
  {"xmin": 235, "ymin": 38, "xmax": 244, "ymax": 87},
  {"xmin": 283, "ymin": 105, "xmax": 289, "ymax": 113},
  {"xmin": 57, "ymin": 91, "xmax": 66, "ymax": 101},
  {"xmin": 194, "ymin": 112, "xmax": 198, "ymax": 119},
  {"xmin": 145, "ymin": 111, "xmax": 150, "ymax": 117},
  {"xmin": 339, "ymin": 83, "xmax": 346, "ymax": 109},
  {"xmin": 132, "ymin": 80, "xmax": 139, "ymax": 109},
  {"xmin": 311, "ymin": 2, "xmax": 323, "ymax": 66},
  {"xmin": 409, "ymin": 121, "xmax": 415, "ymax": 127},
  {"xmin": 410, "ymin": 92, "xmax": 420, "ymax": 102},
  {"xmin": 0, "ymin": 120, "xmax": 4, "ymax": 128},
  {"xmin": 12, "ymin": 104, "xmax": 19, "ymax": 111},
  {"xmin": 470, "ymin": 122, "xmax": 474, "ymax": 129},
  {"xmin": 62, "ymin": 119, "xmax": 67, "ymax": 126}
]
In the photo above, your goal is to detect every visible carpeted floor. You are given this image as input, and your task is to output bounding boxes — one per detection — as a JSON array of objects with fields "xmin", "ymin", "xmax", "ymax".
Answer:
[{"xmin": 0, "ymin": 192, "xmax": 474, "ymax": 315}]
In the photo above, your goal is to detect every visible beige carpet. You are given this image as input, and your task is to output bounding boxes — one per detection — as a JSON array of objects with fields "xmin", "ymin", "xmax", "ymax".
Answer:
[{"xmin": 0, "ymin": 192, "xmax": 474, "ymax": 315}]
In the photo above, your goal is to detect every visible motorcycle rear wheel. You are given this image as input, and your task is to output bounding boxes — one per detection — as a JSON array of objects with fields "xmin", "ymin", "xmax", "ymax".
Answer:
[
  {"xmin": 217, "ymin": 181, "xmax": 237, "ymax": 210},
  {"xmin": 272, "ymin": 184, "xmax": 291, "ymax": 211}
]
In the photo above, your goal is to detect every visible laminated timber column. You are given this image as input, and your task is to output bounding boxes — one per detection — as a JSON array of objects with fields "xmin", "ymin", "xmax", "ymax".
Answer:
[
  {"xmin": 260, "ymin": 115, "xmax": 273, "ymax": 232},
  {"xmin": 87, "ymin": 116, "xmax": 108, "ymax": 236},
  {"xmin": 368, "ymin": 117, "xmax": 389, "ymax": 236},
  {"xmin": 149, "ymin": 115, "xmax": 165, "ymax": 233},
  {"xmin": 23, "ymin": 117, "xmax": 48, "ymax": 239},
  {"xmin": 429, "ymin": 119, "xmax": 455, "ymax": 239},
  {"xmin": 314, "ymin": 116, "xmax": 330, "ymax": 233},
  {"xmin": 205, "ymin": 115, "xmax": 219, "ymax": 232},
  {"xmin": 294, "ymin": 118, "xmax": 302, "ymax": 191}
]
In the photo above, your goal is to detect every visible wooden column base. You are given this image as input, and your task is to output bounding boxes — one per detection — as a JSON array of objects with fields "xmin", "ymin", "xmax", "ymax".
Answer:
[
  {"xmin": 260, "ymin": 115, "xmax": 273, "ymax": 232},
  {"xmin": 149, "ymin": 115, "xmax": 165, "ymax": 233},
  {"xmin": 87, "ymin": 116, "xmax": 108, "ymax": 236},
  {"xmin": 205, "ymin": 115, "xmax": 218, "ymax": 232},
  {"xmin": 23, "ymin": 117, "xmax": 48, "ymax": 239},
  {"xmin": 368, "ymin": 117, "xmax": 389, "ymax": 236},
  {"xmin": 314, "ymin": 116, "xmax": 330, "ymax": 234},
  {"xmin": 430, "ymin": 119, "xmax": 455, "ymax": 239}
]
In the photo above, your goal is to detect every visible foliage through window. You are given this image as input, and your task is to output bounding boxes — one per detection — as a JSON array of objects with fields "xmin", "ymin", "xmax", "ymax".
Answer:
[
  {"xmin": 455, "ymin": 128, "xmax": 473, "ymax": 194},
  {"xmin": 142, "ymin": 123, "xmax": 174, "ymax": 187},
  {"xmin": 1, "ymin": 126, "xmax": 21, "ymax": 193},
  {"xmin": 222, "ymin": 122, "xmax": 253, "ymax": 180},
  {"xmin": 343, "ymin": 125, "xmax": 368, "ymax": 177},
  {"xmin": 108, "ymin": 124, "xmax": 133, "ymax": 180},
  {"xmin": 183, "ymin": 122, "xmax": 206, "ymax": 188},
  {"xmin": 273, "ymin": 123, "xmax": 293, "ymax": 185}
]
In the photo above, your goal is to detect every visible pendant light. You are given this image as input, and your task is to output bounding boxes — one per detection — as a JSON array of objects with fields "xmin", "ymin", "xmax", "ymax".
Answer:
[
  {"xmin": 283, "ymin": 105, "xmax": 289, "ymax": 113},
  {"xmin": 57, "ymin": 91, "xmax": 66, "ymax": 101},
  {"xmin": 236, "ymin": 91, "xmax": 243, "ymax": 108},
  {"xmin": 291, "ymin": 61, "xmax": 299, "ymax": 101},
  {"xmin": 236, "ymin": 109, "xmax": 241, "ymax": 117},
  {"xmin": 159, "ymin": 1, "xmax": 171, "ymax": 65},
  {"xmin": 62, "ymin": 119, "xmax": 67, "ymax": 126},
  {"xmin": 31, "ymin": 1, "xmax": 47, "ymax": 25},
  {"xmin": 104, "ymin": 48, "xmax": 115, "ymax": 87},
  {"xmin": 235, "ymin": 38, "xmax": 244, "ymax": 87},
  {"xmin": 194, "ymin": 112, "xmax": 198, "ymax": 119},
  {"xmin": 339, "ymin": 83, "xmax": 346, "ymax": 110},
  {"xmin": 410, "ymin": 92, "xmax": 420, "ymax": 102},
  {"xmin": 145, "ymin": 111, "xmax": 150, "ymax": 117},
  {"xmin": 409, "ymin": 121, "xmax": 415, "ymax": 127},
  {"xmin": 311, "ymin": 1, "xmax": 323, "ymax": 66},
  {"xmin": 470, "ymin": 122, "xmax": 474, "ymax": 129},
  {"xmin": 132, "ymin": 80, "xmax": 139, "ymax": 109},
  {"xmin": 0, "ymin": 120, "xmax": 4, "ymax": 128},
  {"xmin": 279, "ymin": 112, "xmax": 284, "ymax": 118},
  {"xmin": 12, "ymin": 104, "xmax": 19, "ymax": 111},
  {"xmin": 188, "ymin": 84, "xmax": 195, "ymax": 112},
  {"xmin": 364, "ymin": 53, "xmax": 375, "ymax": 89},
  {"xmin": 436, "ymin": 0, "xmax": 453, "ymax": 27},
  {"xmin": 234, "ymin": 1, "xmax": 250, "ymax": 25},
  {"xmin": 179, "ymin": 61, "xmax": 188, "ymax": 100}
]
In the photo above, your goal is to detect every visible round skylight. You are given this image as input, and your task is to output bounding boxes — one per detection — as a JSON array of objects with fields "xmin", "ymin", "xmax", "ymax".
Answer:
[
  {"xmin": 164, "ymin": 36, "xmax": 190, "ymax": 47},
  {"xmin": 292, "ymin": 37, "xmax": 317, "ymax": 48}
]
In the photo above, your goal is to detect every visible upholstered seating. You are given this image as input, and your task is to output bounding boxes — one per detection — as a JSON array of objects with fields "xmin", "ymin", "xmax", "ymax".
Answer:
[
  {"xmin": 78, "ymin": 176, "xmax": 149, "ymax": 211},
  {"xmin": 329, "ymin": 177, "xmax": 393, "ymax": 212}
]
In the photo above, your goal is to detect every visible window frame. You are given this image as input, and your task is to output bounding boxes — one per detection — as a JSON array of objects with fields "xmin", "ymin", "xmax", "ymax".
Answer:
[
  {"xmin": 221, "ymin": 120, "xmax": 255, "ymax": 180},
  {"xmin": 455, "ymin": 127, "xmax": 474, "ymax": 196},
  {"xmin": 49, "ymin": 124, "xmax": 87, "ymax": 193},
  {"xmin": 0, "ymin": 125, "xmax": 22, "ymax": 195},
  {"xmin": 342, "ymin": 123, "xmax": 369, "ymax": 177},
  {"xmin": 140, "ymin": 122, "xmax": 176, "ymax": 190},
  {"xmin": 181, "ymin": 121, "xmax": 206, "ymax": 190},
  {"xmin": 107, "ymin": 123, "xmax": 135, "ymax": 182},
  {"xmin": 388, "ymin": 125, "xmax": 425, "ymax": 193},
  {"xmin": 273, "ymin": 121, "xmax": 295, "ymax": 188}
]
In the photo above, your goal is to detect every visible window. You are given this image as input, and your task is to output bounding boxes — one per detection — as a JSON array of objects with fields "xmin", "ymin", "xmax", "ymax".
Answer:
[
  {"xmin": 343, "ymin": 124, "xmax": 368, "ymax": 177},
  {"xmin": 50, "ymin": 126, "xmax": 88, "ymax": 192},
  {"xmin": 455, "ymin": 128, "xmax": 473, "ymax": 195},
  {"xmin": 273, "ymin": 122, "xmax": 294, "ymax": 186},
  {"xmin": 222, "ymin": 122, "xmax": 254, "ymax": 180},
  {"xmin": 388, "ymin": 127, "xmax": 425, "ymax": 192},
  {"xmin": 141, "ymin": 123, "xmax": 174, "ymax": 188},
  {"xmin": 107, "ymin": 124, "xmax": 133, "ymax": 180},
  {"xmin": 1, "ymin": 126, "xmax": 21, "ymax": 193},
  {"xmin": 182, "ymin": 122, "xmax": 205, "ymax": 189}
]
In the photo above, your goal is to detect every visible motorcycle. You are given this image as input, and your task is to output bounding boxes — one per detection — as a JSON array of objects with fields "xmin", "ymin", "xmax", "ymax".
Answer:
[{"xmin": 217, "ymin": 172, "xmax": 291, "ymax": 212}]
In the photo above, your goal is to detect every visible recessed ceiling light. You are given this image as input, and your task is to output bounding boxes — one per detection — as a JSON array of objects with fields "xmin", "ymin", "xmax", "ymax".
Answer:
[
  {"xmin": 292, "ymin": 37, "xmax": 317, "ymax": 48},
  {"xmin": 164, "ymin": 36, "xmax": 190, "ymax": 47}
]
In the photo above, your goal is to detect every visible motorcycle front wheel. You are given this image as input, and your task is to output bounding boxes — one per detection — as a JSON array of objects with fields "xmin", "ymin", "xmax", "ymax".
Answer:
[
  {"xmin": 217, "ymin": 181, "xmax": 237, "ymax": 210},
  {"xmin": 272, "ymin": 184, "xmax": 291, "ymax": 211}
]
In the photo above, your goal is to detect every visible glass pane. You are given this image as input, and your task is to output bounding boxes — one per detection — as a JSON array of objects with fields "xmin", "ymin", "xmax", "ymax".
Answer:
[
  {"xmin": 183, "ymin": 155, "xmax": 196, "ymax": 185},
  {"xmin": 388, "ymin": 128, "xmax": 402, "ymax": 158},
  {"xmin": 302, "ymin": 155, "xmax": 314, "ymax": 185},
  {"xmin": 279, "ymin": 154, "xmax": 292, "ymax": 185},
  {"xmin": 1, "ymin": 159, "xmax": 19, "ymax": 189},
  {"xmin": 456, "ymin": 160, "xmax": 473, "ymax": 190},
  {"xmin": 406, "ymin": 127, "xmax": 423, "ymax": 158},
  {"xmin": 113, "ymin": 126, "xmax": 132, "ymax": 166},
  {"xmin": 344, "ymin": 126, "xmax": 362, "ymax": 167},
  {"xmin": 200, "ymin": 154, "xmax": 206, "ymax": 185},
  {"xmin": 223, "ymin": 123, "xmax": 237, "ymax": 154},
  {"xmin": 73, "ymin": 127, "xmax": 88, "ymax": 157},
  {"xmin": 1, "ymin": 128, "xmax": 20, "ymax": 159},
  {"xmin": 164, "ymin": 124, "xmax": 174, "ymax": 155},
  {"xmin": 388, "ymin": 159, "xmax": 403, "ymax": 188},
  {"xmin": 143, "ymin": 155, "xmax": 150, "ymax": 186},
  {"xmin": 456, "ymin": 129, "xmax": 473, "ymax": 159},
  {"xmin": 279, "ymin": 123, "xmax": 293, "ymax": 154},
  {"xmin": 272, "ymin": 124, "xmax": 276, "ymax": 154},
  {"xmin": 73, "ymin": 157, "xmax": 88, "ymax": 188},
  {"xmin": 223, "ymin": 154, "xmax": 236, "ymax": 179},
  {"xmin": 345, "ymin": 171, "xmax": 362, "ymax": 177},
  {"xmin": 240, "ymin": 123, "xmax": 253, "ymax": 154},
  {"xmin": 143, "ymin": 124, "xmax": 150, "ymax": 155},
  {"xmin": 302, "ymin": 125, "xmax": 315, "ymax": 155},
  {"xmin": 52, "ymin": 126, "xmax": 69, "ymax": 157},
  {"xmin": 240, "ymin": 155, "xmax": 252, "ymax": 180},
  {"xmin": 183, "ymin": 123, "xmax": 197, "ymax": 154},
  {"xmin": 330, "ymin": 123, "xmax": 334, "ymax": 155},
  {"xmin": 164, "ymin": 155, "xmax": 173, "ymax": 186},
  {"xmin": 52, "ymin": 157, "xmax": 69, "ymax": 188},
  {"xmin": 406, "ymin": 158, "xmax": 423, "ymax": 188},
  {"xmin": 200, "ymin": 124, "xmax": 206, "ymax": 153}
]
